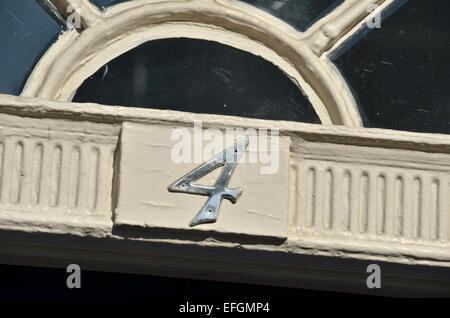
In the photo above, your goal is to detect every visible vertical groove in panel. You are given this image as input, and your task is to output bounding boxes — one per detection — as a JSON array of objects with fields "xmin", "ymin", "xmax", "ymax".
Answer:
[
  {"xmin": 68, "ymin": 146, "xmax": 81, "ymax": 209},
  {"xmin": 1, "ymin": 140, "xmax": 14, "ymax": 204},
  {"xmin": 87, "ymin": 147, "xmax": 100, "ymax": 212},
  {"xmin": 289, "ymin": 164, "xmax": 300, "ymax": 229},
  {"xmin": 294, "ymin": 165, "xmax": 300, "ymax": 228},
  {"xmin": 77, "ymin": 144, "xmax": 89, "ymax": 211},
  {"xmin": 359, "ymin": 172, "xmax": 369, "ymax": 233},
  {"xmin": 19, "ymin": 140, "xmax": 33, "ymax": 205},
  {"xmin": 421, "ymin": 177, "xmax": 431, "ymax": 240},
  {"xmin": 412, "ymin": 177, "xmax": 422, "ymax": 239},
  {"xmin": 38, "ymin": 142, "xmax": 51, "ymax": 208},
  {"xmin": 305, "ymin": 167, "xmax": 316, "ymax": 227},
  {"xmin": 297, "ymin": 165, "xmax": 308, "ymax": 230},
  {"xmin": 384, "ymin": 175, "xmax": 395, "ymax": 236},
  {"xmin": 94, "ymin": 146, "xmax": 113, "ymax": 215},
  {"xmin": 331, "ymin": 169, "xmax": 341, "ymax": 231},
  {"xmin": 296, "ymin": 165, "xmax": 304, "ymax": 230},
  {"xmin": 314, "ymin": 167, "xmax": 324, "ymax": 232},
  {"xmin": 10, "ymin": 142, "xmax": 24, "ymax": 204},
  {"xmin": 438, "ymin": 178, "xmax": 447, "ymax": 241},
  {"xmin": 394, "ymin": 176, "xmax": 404, "ymax": 236},
  {"xmin": 350, "ymin": 169, "xmax": 360, "ymax": 234},
  {"xmin": 376, "ymin": 174, "xmax": 387, "ymax": 234},
  {"xmin": 430, "ymin": 179, "xmax": 439, "ymax": 240},
  {"xmin": 402, "ymin": 175, "xmax": 413, "ymax": 240},
  {"xmin": 367, "ymin": 172, "xmax": 377, "ymax": 235},
  {"xmin": 323, "ymin": 168, "xmax": 333, "ymax": 230},
  {"xmin": 49, "ymin": 145, "xmax": 62, "ymax": 207},
  {"xmin": 341, "ymin": 170, "xmax": 351, "ymax": 231},
  {"xmin": 288, "ymin": 164, "xmax": 295, "ymax": 228},
  {"xmin": 30, "ymin": 143, "xmax": 43, "ymax": 205},
  {"xmin": 57, "ymin": 143, "xmax": 71, "ymax": 209}
]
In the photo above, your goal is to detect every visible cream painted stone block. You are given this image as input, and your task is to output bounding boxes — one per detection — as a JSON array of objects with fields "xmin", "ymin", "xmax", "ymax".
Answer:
[{"xmin": 115, "ymin": 122, "xmax": 290, "ymax": 239}]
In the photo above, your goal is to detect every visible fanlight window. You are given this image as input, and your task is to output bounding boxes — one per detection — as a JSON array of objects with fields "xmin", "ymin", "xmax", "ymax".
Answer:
[{"xmin": 0, "ymin": 0, "xmax": 448, "ymax": 132}]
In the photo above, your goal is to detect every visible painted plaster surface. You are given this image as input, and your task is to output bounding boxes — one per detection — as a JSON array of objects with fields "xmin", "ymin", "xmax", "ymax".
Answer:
[{"xmin": 115, "ymin": 122, "xmax": 290, "ymax": 239}]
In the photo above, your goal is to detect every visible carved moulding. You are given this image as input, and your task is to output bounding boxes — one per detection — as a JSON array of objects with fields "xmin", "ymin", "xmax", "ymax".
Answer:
[
  {"xmin": 0, "ymin": 94, "xmax": 449, "ymax": 295},
  {"xmin": 0, "ymin": 111, "xmax": 119, "ymax": 237},
  {"xmin": 0, "ymin": 95, "xmax": 449, "ymax": 255}
]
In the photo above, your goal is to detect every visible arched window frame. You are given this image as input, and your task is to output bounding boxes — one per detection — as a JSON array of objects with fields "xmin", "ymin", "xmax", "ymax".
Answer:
[{"xmin": 23, "ymin": 0, "xmax": 399, "ymax": 127}]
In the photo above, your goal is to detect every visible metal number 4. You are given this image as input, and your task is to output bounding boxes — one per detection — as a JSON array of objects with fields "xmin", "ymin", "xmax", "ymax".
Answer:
[{"xmin": 168, "ymin": 137, "xmax": 249, "ymax": 227}]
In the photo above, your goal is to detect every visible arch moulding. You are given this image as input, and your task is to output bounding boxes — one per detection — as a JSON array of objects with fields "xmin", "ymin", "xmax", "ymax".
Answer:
[{"xmin": 22, "ymin": 0, "xmax": 363, "ymax": 127}]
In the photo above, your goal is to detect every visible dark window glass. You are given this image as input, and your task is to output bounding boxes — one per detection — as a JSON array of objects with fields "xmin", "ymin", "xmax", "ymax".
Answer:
[
  {"xmin": 332, "ymin": 0, "xmax": 450, "ymax": 134},
  {"xmin": 74, "ymin": 38, "xmax": 320, "ymax": 124},
  {"xmin": 240, "ymin": 0, "xmax": 344, "ymax": 31},
  {"xmin": 0, "ymin": 0, "xmax": 62, "ymax": 95},
  {"xmin": 90, "ymin": 0, "xmax": 344, "ymax": 32},
  {"xmin": 90, "ymin": 0, "xmax": 130, "ymax": 10}
]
